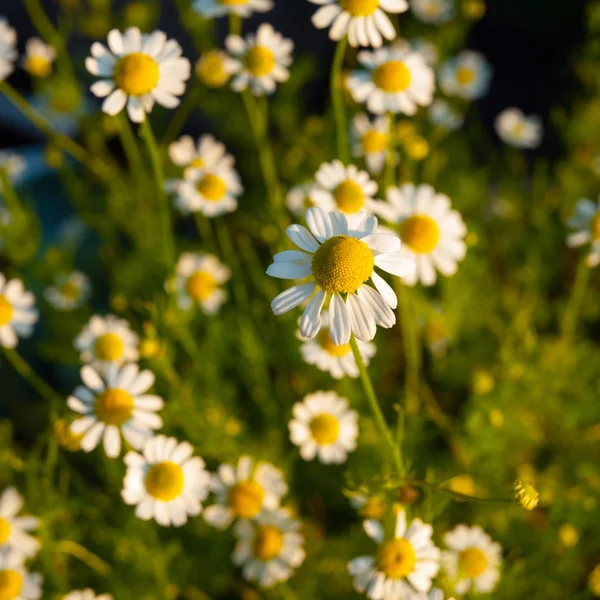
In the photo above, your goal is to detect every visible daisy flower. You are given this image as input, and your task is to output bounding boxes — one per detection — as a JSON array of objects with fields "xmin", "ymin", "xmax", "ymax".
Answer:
[
  {"xmin": 0, "ymin": 489, "xmax": 40, "ymax": 559},
  {"xmin": 373, "ymin": 184, "xmax": 467, "ymax": 286},
  {"xmin": 348, "ymin": 509, "xmax": 441, "ymax": 599},
  {"xmin": 172, "ymin": 252, "xmax": 230, "ymax": 314},
  {"xmin": 428, "ymin": 99, "xmax": 464, "ymax": 132},
  {"xmin": 266, "ymin": 207, "xmax": 414, "ymax": 346},
  {"xmin": 494, "ymin": 108, "xmax": 542, "ymax": 149},
  {"xmin": 442, "ymin": 524, "xmax": 502, "ymax": 594},
  {"xmin": 309, "ymin": 0, "xmax": 408, "ymax": 48},
  {"xmin": 195, "ymin": 50, "xmax": 237, "ymax": 88},
  {"xmin": 298, "ymin": 313, "xmax": 376, "ymax": 379},
  {"xmin": 0, "ymin": 19, "xmax": 17, "ymax": 82},
  {"xmin": 86, "ymin": 27, "xmax": 191, "ymax": 123},
  {"xmin": 233, "ymin": 508, "xmax": 305, "ymax": 588},
  {"xmin": 289, "ymin": 391, "xmax": 358, "ymax": 464},
  {"xmin": 0, "ymin": 275, "xmax": 38, "ymax": 349},
  {"xmin": 74, "ymin": 314, "xmax": 139, "ymax": 366},
  {"xmin": 122, "ymin": 434, "xmax": 211, "ymax": 527},
  {"xmin": 347, "ymin": 47, "xmax": 435, "ymax": 115},
  {"xmin": 439, "ymin": 50, "xmax": 492, "ymax": 100},
  {"xmin": 410, "ymin": 0, "xmax": 454, "ymax": 24},
  {"xmin": 44, "ymin": 271, "xmax": 91, "ymax": 311},
  {"xmin": 566, "ymin": 196, "xmax": 600, "ymax": 267},
  {"xmin": 22, "ymin": 38, "xmax": 56, "ymax": 78},
  {"xmin": 63, "ymin": 590, "xmax": 112, "ymax": 600},
  {"xmin": 0, "ymin": 549, "xmax": 42, "ymax": 600},
  {"xmin": 351, "ymin": 114, "xmax": 391, "ymax": 175},
  {"xmin": 286, "ymin": 183, "xmax": 319, "ymax": 217},
  {"xmin": 225, "ymin": 24, "xmax": 293, "ymax": 96},
  {"xmin": 67, "ymin": 363, "xmax": 163, "ymax": 458},
  {"xmin": 192, "ymin": 0, "xmax": 273, "ymax": 19},
  {"xmin": 204, "ymin": 456, "xmax": 288, "ymax": 530},
  {"xmin": 168, "ymin": 134, "xmax": 234, "ymax": 175}
]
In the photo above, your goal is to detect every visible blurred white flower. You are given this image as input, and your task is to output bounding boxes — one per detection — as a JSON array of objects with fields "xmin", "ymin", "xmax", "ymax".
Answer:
[
  {"xmin": 0, "ymin": 19, "xmax": 17, "ymax": 82},
  {"xmin": 192, "ymin": 0, "xmax": 273, "ymax": 18},
  {"xmin": 439, "ymin": 50, "xmax": 492, "ymax": 100},
  {"xmin": 45, "ymin": 271, "xmax": 91, "ymax": 311},
  {"xmin": 411, "ymin": 0, "xmax": 454, "ymax": 24},
  {"xmin": 22, "ymin": 38, "xmax": 56, "ymax": 78},
  {"xmin": 566, "ymin": 196, "xmax": 600, "ymax": 267},
  {"xmin": 0, "ymin": 275, "xmax": 38, "ymax": 349},
  {"xmin": 351, "ymin": 114, "xmax": 391, "ymax": 175},
  {"xmin": 495, "ymin": 108, "xmax": 542, "ymax": 149},
  {"xmin": 0, "ymin": 488, "xmax": 40, "ymax": 559},
  {"xmin": 428, "ymin": 99, "xmax": 464, "ymax": 131}
]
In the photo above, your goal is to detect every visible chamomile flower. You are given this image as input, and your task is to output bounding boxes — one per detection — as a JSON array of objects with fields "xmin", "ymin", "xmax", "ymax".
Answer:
[
  {"xmin": 348, "ymin": 509, "xmax": 441, "ymax": 598},
  {"xmin": 494, "ymin": 108, "xmax": 542, "ymax": 149},
  {"xmin": 347, "ymin": 47, "xmax": 435, "ymax": 115},
  {"xmin": 439, "ymin": 50, "xmax": 492, "ymax": 100},
  {"xmin": 289, "ymin": 391, "xmax": 359, "ymax": 464},
  {"xmin": 0, "ymin": 19, "xmax": 17, "ymax": 82},
  {"xmin": 168, "ymin": 134, "xmax": 234, "ymax": 175},
  {"xmin": 0, "ymin": 489, "xmax": 40, "ymax": 559},
  {"xmin": 233, "ymin": 508, "xmax": 305, "ymax": 588},
  {"xmin": 44, "ymin": 272, "xmax": 91, "ymax": 311},
  {"xmin": 428, "ymin": 99, "xmax": 464, "ymax": 132},
  {"xmin": 285, "ymin": 183, "xmax": 319, "ymax": 217},
  {"xmin": 0, "ymin": 275, "xmax": 38, "ymax": 349},
  {"xmin": 68, "ymin": 363, "xmax": 163, "ymax": 458},
  {"xmin": 0, "ymin": 549, "xmax": 42, "ymax": 600},
  {"xmin": 192, "ymin": 0, "xmax": 273, "ymax": 19},
  {"xmin": 351, "ymin": 114, "xmax": 391, "ymax": 175},
  {"xmin": 195, "ymin": 50, "xmax": 237, "ymax": 88},
  {"xmin": 225, "ymin": 24, "xmax": 293, "ymax": 96},
  {"xmin": 204, "ymin": 456, "xmax": 288, "ymax": 530},
  {"xmin": 75, "ymin": 315, "xmax": 139, "ymax": 366},
  {"xmin": 309, "ymin": 0, "xmax": 408, "ymax": 48},
  {"xmin": 172, "ymin": 252, "xmax": 230, "ymax": 314},
  {"xmin": 63, "ymin": 590, "xmax": 113, "ymax": 600},
  {"xmin": 22, "ymin": 38, "xmax": 56, "ymax": 78},
  {"xmin": 566, "ymin": 196, "xmax": 600, "ymax": 267},
  {"xmin": 122, "ymin": 434, "xmax": 211, "ymax": 527},
  {"xmin": 442, "ymin": 525, "xmax": 502, "ymax": 595},
  {"xmin": 411, "ymin": 0, "xmax": 454, "ymax": 24},
  {"xmin": 267, "ymin": 207, "xmax": 415, "ymax": 346},
  {"xmin": 298, "ymin": 313, "xmax": 376, "ymax": 379},
  {"xmin": 373, "ymin": 184, "xmax": 467, "ymax": 286},
  {"xmin": 86, "ymin": 27, "xmax": 191, "ymax": 123},
  {"xmin": 0, "ymin": 151, "xmax": 26, "ymax": 193}
]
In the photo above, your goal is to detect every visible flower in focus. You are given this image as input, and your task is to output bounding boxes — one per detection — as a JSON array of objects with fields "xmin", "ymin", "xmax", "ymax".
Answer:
[
  {"xmin": 442, "ymin": 524, "xmax": 502, "ymax": 594},
  {"xmin": 63, "ymin": 590, "xmax": 113, "ymax": 600},
  {"xmin": 0, "ymin": 488, "xmax": 40, "ymax": 559},
  {"xmin": 225, "ymin": 24, "xmax": 293, "ymax": 96},
  {"xmin": 0, "ymin": 549, "xmax": 42, "ymax": 600},
  {"xmin": 192, "ymin": 0, "xmax": 273, "ymax": 19},
  {"xmin": 0, "ymin": 19, "xmax": 17, "ymax": 82},
  {"xmin": 169, "ymin": 134, "xmax": 234, "ymax": 176},
  {"xmin": 22, "ymin": 38, "xmax": 56, "ymax": 78},
  {"xmin": 411, "ymin": 0, "xmax": 454, "ymax": 24},
  {"xmin": 233, "ymin": 508, "xmax": 305, "ymax": 588},
  {"xmin": 289, "ymin": 391, "xmax": 359, "ymax": 463},
  {"xmin": 348, "ymin": 509, "xmax": 441, "ymax": 598},
  {"xmin": 44, "ymin": 271, "xmax": 91, "ymax": 311},
  {"xmin": 309, "ymin": 0, "xmax": 407, "ymax": 48},
  {"xmin": 204, "ymin": 456, "xmax": 288, "ymax": 530},
  {"xmin": 68, "ymin": 363, "xmax": 163, "ymax": 458},
  {"xmin": 428, "ymin": 99, "xmax": 464, "ymax": 132},
  {"xmin": 439, "ymin": 50, "xmax": 492, "ymax": 100},
  {"xmin": 351, "ymin": 114, "xmax": 391, "ymax": 175},
  {"xmin": 495, "ymin": 108, "xmax": 542, "ymax": 149},
  {"xmin": 195, "ymin": 50, "xmax": 236, "ymax": 88},
  {"xmin": 566, "ymin": 196, "xmax": 600, "ymax": 267},
  {"xmin": 172, "ymin": 252, "xmax": 231, "ymax": 314},
  {"xmin": 373, "ymin": 184, "xmax": 467, "ymax": 286},
  {"xmin": 86, "ymin": 27, "xmax": 191, "ymax": 122},
  {"xmin": 285, "ymin": 183, "xmax": 319, "ymax": 217},
  {"xmin": 122, "ymin": 434, "xmax": 210, "ymax": 527},
  {"xmin": 0, "ymin": 275, "xmax": 38, "ymax": 349},
  {"xmin": 513, "ymin": 480, "xmax": 539, "ymax": 510},
  {"xmin": 347, "ymin": 47, "xmax": 435, "ymax": 115}
]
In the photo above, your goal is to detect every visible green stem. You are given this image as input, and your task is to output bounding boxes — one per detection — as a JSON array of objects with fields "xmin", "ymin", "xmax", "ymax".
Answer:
[
  {"xmin": 228, "ymin": 13, "xmax": 242, "ymax": 36},
  {"xmin": 161, "ymin": 84, "xmax": 201, "ymax": 148},
  {"xmin": 561, "ymin": 256, "xmax": 590, "ymax": 341},
  {"xmin": 331, "ymin": 38, "xmax": 349, "ymax": 164},
  {"xmin": 194, "ymin": 213, "xmax": 216, "ymax": 252},
  {"xmin": 0, "ymin": 170, "xmax": 22, "ymax": 214},
  {"xmin": 384, "ymin": 112, "xmax": 396, "ymax": 191},
  {"xmin": 400, "ymin": 479, "xmax": 515, "ymax": 506},
  {"xmin": 117, "ymin": 113, "xmax": 144, "ymax": 175},
  {"xmin": 214, "ymin": 218, "xmax": 248, "ymax": 307}
]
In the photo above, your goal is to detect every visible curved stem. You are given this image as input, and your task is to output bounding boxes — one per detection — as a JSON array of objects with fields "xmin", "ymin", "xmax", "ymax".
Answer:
[
  {"xmin": 561, "ymin": 255, "xmax": 590, "ymax": 341},
  {"xmin": 331, "ymin": 38, "xmax": 349, "ymax": 164}
]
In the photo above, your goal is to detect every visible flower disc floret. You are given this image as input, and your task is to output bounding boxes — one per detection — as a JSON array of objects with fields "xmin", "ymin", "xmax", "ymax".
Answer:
[
  {"xmin": 0, "ymin": 519, "xmax": 10, "ymax": 544},
  {"xmin": 0, "ymin": 569, "xmax": 22, "ymax": 600},
  {"xmin": 399, "ymin": 215, "xmax": 440, "ymax": 253},
  {"xmin": 377, "ymin": 538, "xmax": 417, "ymax": 579},
  {"xmin": 94, "ymin": 333, "xmax": 125, "ymax": 361},
  {"xmin": 94, "ymin": 389, "xmax": 134, "ymax": 426},
  {"xmin": 243, "ymin": 46, "xmax": 275, "ymax": 77},
  {"xmin": 362, "ymin": 130, "xmax": 388, "ymax": 154},
  {"xmin": 459, "ymin": 547, "xmax": 488, "ymax": 579},
  {"xmin": 197, "ymin": 174, "xmax": 227, "ymax": 201},
  {"xmin": 309, "ymin": 414, "xmax": 340, "ymax": 444},
  {"xmin": 333, "ymin": 180, "xmax": 366, "ymax": 213},
  {"xmin": 186, "ymin": 271, "xmax": 217, "ymax": 301},
  {"xmin": 114, "ymin": 52, "xmax": 160, "ymax": 96},
  {"xmin": 374, "ymin": 61, "xmax": 412, "ymax": 92},
  {"xmin": 253, "ymin": 525, "xmax": 284, "ymax": 560},
  {"xmin": 317, "ymin": 329, "xmax": 351, "ymax": 357},
  {"xmin": 145, "ymin": 461, "xmax": 185, "ymax": 501},
  {"xmin": 341, "ymin": 0, "xmax": 380, "ymax": 16},
  {"xmin": 0, "ymin": 295, "xmax": 13, "ymax": 327},
  {"xmin": 228, "ymin": 481, "xmax": 265, "ymax": 518}
]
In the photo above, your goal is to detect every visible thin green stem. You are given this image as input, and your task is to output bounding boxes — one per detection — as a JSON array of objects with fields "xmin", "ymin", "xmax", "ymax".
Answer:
[
  {"xmin": 384, "ymin": 112, "xmax": 396, "ymax": 191},
  {"xmin": 331, "ymin": 38, "xmax": 349, "ymax": 163},
  {"xmin": 0, "ymin": 170, "xmax": 22, "ymax": 214},
  {"xmin": 400, "ymin": 479, "xmax": 515, "ymax": 506},
  {"xmin": 194, "ymin": 213, "xmax": 216, "ymax": 252},
  {"xmin": 561, "ymin": 255, "xmax": 590, "ymax": 341},
  {"xmin": 117, "ymin": 113, "xmax": 144, "ymax": 175}
]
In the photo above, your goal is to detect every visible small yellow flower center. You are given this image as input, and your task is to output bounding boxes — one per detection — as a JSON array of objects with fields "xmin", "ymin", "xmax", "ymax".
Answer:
[
  {"xmin": 448, "ymin": 474, "xmax": 476, "ymax": 497},
  {"xmin": 185, "ymin": 271, "xmax": 217, "ymax": 302},
  {"xmin": 252, "ymin": 525, "xmax": 284, "ymax": 561},
  {"xmin": 196, "ymin": 51, "xmax": 229, "ymax": 88},
  {"xmin": 145, "ymin": 461, "xmax": 185, "ymax": 501},
  {"xmin": 362, "ymin": 130, "xmax": 388, "ymax": 154},
  {"xmin": 459, "ymin": 547, "xmax": 488, "ymax": 579},
  {"xmin": 424, "ymin": 2, "xmax": 443, "ymax": 15},
  {"xmin": 190, "ymin": 157, "xmax": 205, "ymax": 169},
  {"xmin": 340, "ymin": 0, "xmax": 379, "ymax": 16},
  {"xmin": 0, "ymin": 518, "xmax": 10, "ymax": 544},
  {"xmin": 25, "ymin": 55, "xmax": 53, "ymax": 78},
  {"xmin": 197, "ymin": 174, "xmax": 227, "ymax": 202},
  {"xmin": 399, "ymin": 215, "xmax": 440, "ymax": 253},
  {"xmin": 317, "ymin": 328, "xmax": 351, "ymax": 357},
  {"xmin": 309, "ymin": 413, "xmax": 340, "ymax": 445},
  {"xmin": 59, "ymin": 280, "xmax": 80, "ymax": 300},
  {"xmin": 312, "ymin": 235, "xmax": 374, "ymax": 294},
  {"xmin": 362, "ymin": 497, "xmax": 387, "ymax": 520},
  {"xmin": 94, "ymin": 333, "xmax": 125, "ymax": 362},
  {"xmin": 114, "ymin": 52, "xmax": 160, "ymax": 96},
  {"xmin": 220, "ymin": 0, "xmax": 249, "ymax": 4},
  {"xmin": 377, "ymin": 538, "xmax": 417, "ymax": 579},
  {"xmin": 590, "ymin": 211, "xmax": 600, "ymax": 240},
  {"xmin": 373, "ymin": 61, "xmax": 412, "ymax": 93},
  {"xmin": 0, "ymin": 294, "xmax": 14, "ymax": 327},
  {"xmin": 94, "ymin": 388, "xmax": 134, "ymax": 426},
  {"xmin": 0, "ymin": 569, "xmax": 23, "ymax": 600},
  {"xmin": 333, "ymin": 180, "xmax": 366, "ymax": 213},
  {"xmin": 243, "ymin": 46, "xmax": 276, "ymax": 77},
  {"xmin": 228, "ymin": 480, "xmax": 265, "ymax": 519},
  {"xmin": 456, "ymin": 66, "xmax": 475, "ymax": 85}
]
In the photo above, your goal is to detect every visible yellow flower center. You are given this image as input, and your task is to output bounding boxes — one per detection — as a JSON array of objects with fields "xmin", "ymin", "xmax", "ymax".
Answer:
[
  {"xmin": 197, "ymin": 174, "xmax": 227, "ymax": 202},
  {"xmin": 309, "ymin": 413, "xmax": 340, "ymax": 445},
  {"xmin": 196, "ymin": 51, "xmax": 230, "ymax": 88},
  {"xmin": 362, "ymin": 497, "xmax": 387, "ymax": 520},
  {"xmin": 0, "ymin": 518, "xmax": 10, "ymax": 544},
  {"xmin": 145, "ymin": 461, "xmax": 185, "ymax": 501},
  {"xmin": 340, "ymin": 0, "xmax": 379, "ymax": 16},
  {"xmin": 0, "ymin": 569, "xmax": 22, "ymax": 600},
  {"xmin": 0, "ymin": 294, "xmax": 14, "ymax": 327},
  {"xmin": 317, "ymin": 329, "xmax": 351, "ymax": 357},
  {"xmin": 312, "ymin": 235, "xmax": 374, "ymax": 294},
  {"xmin": 459, "ymin": 547, "xmax": 488, "ymax": 579},
  {"xmin": 94, "ymin": 333, "xmax": 125, "ymax": 362},
  {"xmin": 252, "ymin": 525, "xmax": 284, "ymax": 561},
  {"xmin": 185, "ymin": 271, "xmax": 217, "ymax": 302},
  {"xmin": 399, "ymin": 215, "xmax": 440, "ymax": 253},
  {"xmin": 228, "ymin": 480, "xmax": 265, "ymax": 519},
  {"xmin": 243, "ymin": 46, "xmax": 276, "ymax": 77},
  {"xmin": 590, "ymin": 211, "xmax": 600, "ymax": 240},
  {"xmin": 220, "ymin": 0, "xmax": 248, "ymax": 4},
  {"xmin": 333, "ymin": 180, "xmax": 365, "ymax": 213},
  {"xmin": 114, "ymin": 52, "xmax": 160, "ymax": 96},
  {"xmin": 456, "ymin": 66, "xmax": 475, "ymax": 85},
  {"xmin": 373, "ymin": 61, "xmax": 412, "ymax": 93},
  {"xmin": 190, "ymin": 158, "xmax": 205, "ymax": 169},
  {"xmin": 377, "ymin": 538, "xmax": 417, "ymax": 579},
  {"xmin": 362, "ymin": 130, "xmax": 388, "ymax": 154},
  {"xmin": 94, "ymin": 388, "xmax": 134, "ymax": 426},
  {"xmin": 59, "ymin": 280, "xmax": 81, "ymax": 300},
  {"xmin": 25, "ymin": 55, "xmax": 53, "ymax": 78}
]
